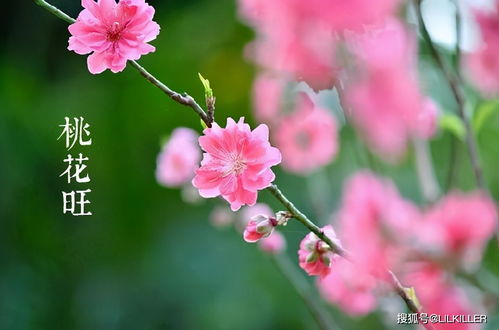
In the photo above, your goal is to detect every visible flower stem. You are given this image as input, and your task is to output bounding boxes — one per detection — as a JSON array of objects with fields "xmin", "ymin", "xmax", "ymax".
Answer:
[
  {"xmin": 413, "ymin": 0, "xmax": 486, "ymax": 191},
  {"xmin": 33, "ymin": 0, "xmax": 213, "ymax": 128},
  {"xmin": 267, "ymin": 185, "xmax": 349, "ymax": 259},
  {"xmin": 129, "ymin": 61, "xmax": 212, "ymax": 127},
  {"xmin": 34, "ymin": 0, "xmax": 75, "ymax": 24},
  {"xmin": 271, "ymin": 254, "xmax": 339, "ymax": 330}
]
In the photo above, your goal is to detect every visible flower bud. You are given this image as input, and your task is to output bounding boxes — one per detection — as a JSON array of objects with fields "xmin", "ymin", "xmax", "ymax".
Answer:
[
  {"xmin": 243, "ymin": 214, "xmax": 275, "ymax": 243},
  {"xmin": 275, "ymin": 211, "xmax": 291, "ymax": 226}
]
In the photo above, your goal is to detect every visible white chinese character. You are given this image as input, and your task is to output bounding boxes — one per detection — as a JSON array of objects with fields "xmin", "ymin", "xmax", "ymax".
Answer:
[
  {"xmin": 58, "ymin": 117, "xmax": 92, "ymax": 150},
  {"xmin": 60, "ymin": 153, "xmax": 90, "ymax": 183},
  {"xmin": 397, "ymin": 313, "xmax": 408, "ymax": 324},
  {"xmin": 62, "ymin": 189, "xmax": 92, "ymax": 216}
]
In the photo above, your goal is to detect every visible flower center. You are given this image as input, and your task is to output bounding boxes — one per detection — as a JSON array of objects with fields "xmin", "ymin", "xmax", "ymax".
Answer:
[
  {"xmin": 227, "ymin": 153, "xmax": 247, "ymax": 175},
  {"xmin": 107, "ymin": 22, "xmax": 123, "ymax": 42},
  {"xmin": 295, "ymin": 131, "xmax": 311, "ymax": 150}
]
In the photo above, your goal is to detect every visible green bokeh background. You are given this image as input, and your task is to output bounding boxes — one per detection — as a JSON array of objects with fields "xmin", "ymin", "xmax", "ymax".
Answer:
[{"xmin": 1, "ymin": 1, "xmax": 498, "ymax": 329}]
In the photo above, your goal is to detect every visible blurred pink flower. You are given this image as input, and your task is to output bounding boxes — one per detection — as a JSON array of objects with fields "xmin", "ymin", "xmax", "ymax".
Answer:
[
  {"xmin": 156, "ymin": 128, "xmax": 201, "ymax": 187},
  {"xmin": 275, "ymin": 93, "xmax": 338, "ymax": 174},
  {"xmin": 317, "ymin": 258, "xmax": 377, "ymax": 316},
  {"xmin": 240, "ymin": 0, "xmax": 337, "ymax": 90},
  {"xmin": 306, "ymin": 0, "xmax": 401, "ymax": 32},
  {"xmin": 404, "ymin": 262, "xmax": 476, "ymax": 329},
  {"xmin": 68, "ymin": 0, "xmax": 160, "ymax": 74},
  {"xmin": 209, "ymin": 206, "xmax": 235, "ymax": 228},
  {"xmin": 252, "ymin": 73, "xmax": 284, "ymax": 124},
  {"xmin": 192, "ymin": 118, "xmax": 281, "ymax": 211},
  {"xmin": 346, "ymin": 20, "xmax": 425, "ymax": 157},
  {"xmin": 421, "ymin": 192, "xmax": 497, "ymax": 264},
  {"xmin": 243, "ymin": 214, "xmax": 277, "ymax": 242},
  {"xmin": 464, "ymin": 2, "xmax": 499, "ymax": 96},
  {"xmin": 239, "ymin": 203, "xmax": 273, "ymax": 223},
  {"xmin": 415, "ymin": 98, "xmax": 439, "ymax": 139},
  {"xmin": 338, "ymin": 171, "xmax": 419, "ymax": 277},
  {"xmin": 298, "ymin": 225, "xmax": 339, "ymax": 277},
  {"xmin": 259, "ymin": 231, "xmax": 286, "ymax": 254}
]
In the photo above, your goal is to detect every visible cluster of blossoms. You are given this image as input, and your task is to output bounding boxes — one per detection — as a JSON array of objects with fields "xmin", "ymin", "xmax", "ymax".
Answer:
[
  {"xmin": 57, "ymin": 0, "xmax": 499, "ymax": 326},
  {"xmin": 240, "ymin": 0, "xmax": 440, "ymax": 161}
]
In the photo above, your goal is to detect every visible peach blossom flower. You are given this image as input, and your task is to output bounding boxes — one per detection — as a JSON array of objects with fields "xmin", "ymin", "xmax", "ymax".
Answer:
[
  {"xmin": 317, "ymin": 258, "xmax": 377, "ymax": 316},
  {"xmin": 192, "ymin": 118, "xmax": 281, "ymax": 211},
  {"xmin": 464, "ymin": 2, "xmax": 499, "ymax": 96},
  {"xmin": 275, "ymin": 93, "xmax": 338, "ymax": 174},
  {"xmin": 338, "ymin": 171, "xmax": 419, "ymax": 277},
  {"xmin": 421, "ymin": 192, "xmax": 497, "ymax": 265},
  {"xmin": 345, "ymin": 19, "xmax": 425, "ymax": 157},
  {"xmin": 243, "ymin": 214, "xmax": 277, "ymax": 242},
  {"xmin": 259, "ymin": 231, "xmax": 286, "ymax": 254},
  {"xmin": 156, "ymin": 128, "xmax": 201, "ymax": 187},
  {"xmin": 252, "ymin": 73, "xmax": 285, "ymax": 124},
  {"xmin": 298, "ymin": 225, "xmax": 339, "ymax": 277},
  {"xmin": 68, "ymin": 0, "xmax": 160, "ymax": 74}
]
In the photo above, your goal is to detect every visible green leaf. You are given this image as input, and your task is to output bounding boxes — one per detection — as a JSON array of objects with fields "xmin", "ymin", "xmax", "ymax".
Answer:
[
  {"xmin": 200, "ymin": 118, "xmax": 208, "ymax": 130},
  {"xmin": 473, "ymin": 101, "xmax": 499, "ymax": 134},
  {"xmin": 439, "ymin": 114, "xmax": 466, "ymax": 140},
  {"xmin": 198, "ymin": 73, "xmax": 213, "ymax": 98}
]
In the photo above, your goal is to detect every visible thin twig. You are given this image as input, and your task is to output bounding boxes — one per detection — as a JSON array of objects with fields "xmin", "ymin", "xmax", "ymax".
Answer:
[
  {"xmin": 129, "ymin": 61, "xmax": 211, "ymax": 126},
  {"xmin": 413, "ymin": 0, "xmax": 486, "ymax": 191},
  {"xmin": 34, "ymin": 0, "xmax": 212, "ymax": 128},
  {"xmin": 271, "ymin": 254, "xmax": 338, "ymax": 330}
]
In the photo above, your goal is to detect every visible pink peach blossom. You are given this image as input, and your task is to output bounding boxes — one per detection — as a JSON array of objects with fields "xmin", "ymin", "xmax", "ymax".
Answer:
[
  {"xmin": 317, "ymin": 258, "xmax": 378, "ymax": 316},
  {"xmin": 252, "ymin": 73, "xmax": 284, "ymax": 124},
  {"xmin": 239, "ymin": 0, "xmax": 337, "ymax": 90},
  {"xmin": 404, "ymin": 262, "xmax": 476, "ymax": 329},
  {"xmin": 415, "ymin": 98, "xmax": 439, "ymax": 139},
  {"xmin": 259, "ymin": 231, "xmax": 286, "ymax": 254},
  {"xmin": 239, "ymin": 0, "xmax": 402, "ymax": 90},
  {"xmin": 236, "ymin": 203, "xmax": 274, "ymax": 232},
  {"xmin": 338, "ymin": 171, "xmax": 419, "ymax": 277},
  {"xmin": 68, "ymin": 0, "xmax": 160, "ymax": 74},
  {"xmin": 421, "ymin": 192, "xmax": 497, "ymax": 264},
  {"xmin": 156, "ymin": 128, "xmax": 201, "ymax": 188},
  {"xmin": 209, "ymin": 206, "xmax": 235, "ymax": 228},
  {"xmin": 192, "ymin": 118, "xmax": 281, "ymax": 211},
  {"xmin": 298, "ymin": 225, "xmax": 339, "ymax": 277},
  {"xmin": 275, "ymin": 93, "xmax": 338, "ymax": 174},
  {"xmin": 243, "ymin": 214, "xmax": 277, "ymax": 242},
  {"xmin": 345, "ymin": 19, "xmax": 425, "ymax": 157},
  {"xmin": 239, "ymin": 203, "xmax": 273, "ymax": 223},
  {"xmin": 464, "ymin": 2, "xmax": 499, "ymax": 96}
]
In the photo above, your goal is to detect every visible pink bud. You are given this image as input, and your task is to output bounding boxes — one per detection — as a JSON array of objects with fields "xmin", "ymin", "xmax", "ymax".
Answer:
[
  {"xmin": 298, "ymin": 225, "xmax": 338, "ymax": 277},
  {"xmin": 243, "ymin": 214, "xmax": 276, "ymax": 243}
]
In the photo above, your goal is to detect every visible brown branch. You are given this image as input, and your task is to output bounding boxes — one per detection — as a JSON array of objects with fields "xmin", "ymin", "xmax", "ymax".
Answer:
[{"xmin": 413, "ymin": 0, "xmax": 486, "ymax": 191}]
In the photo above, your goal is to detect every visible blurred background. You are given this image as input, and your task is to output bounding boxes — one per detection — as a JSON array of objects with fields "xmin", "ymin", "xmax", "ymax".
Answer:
[{"xmin": 0, "ymin": 1, "xmax": 498, "ymax": 329}]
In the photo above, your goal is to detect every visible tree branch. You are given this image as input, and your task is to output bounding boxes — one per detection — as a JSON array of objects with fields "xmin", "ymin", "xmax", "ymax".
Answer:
[{"xmin": 413, "ymin": 0, "xmax": 486, "ymax": 191}]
